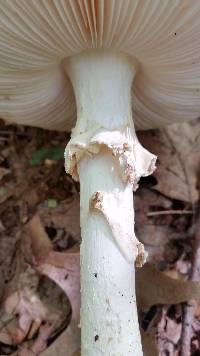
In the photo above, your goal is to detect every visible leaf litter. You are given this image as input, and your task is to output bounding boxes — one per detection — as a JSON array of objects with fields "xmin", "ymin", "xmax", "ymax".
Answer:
[{"xmin": 0, "ymin": 118, "xmax": 200, "ymax": 355}]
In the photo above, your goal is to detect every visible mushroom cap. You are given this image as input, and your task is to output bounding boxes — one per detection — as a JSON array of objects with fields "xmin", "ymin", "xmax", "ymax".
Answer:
[{"xmin": 0, "ymin": 0, "xmax": 200, "ymax": 131}]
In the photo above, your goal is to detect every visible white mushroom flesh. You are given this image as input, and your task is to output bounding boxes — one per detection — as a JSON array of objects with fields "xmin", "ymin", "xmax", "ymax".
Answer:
[{"xmin": 65, "ymin": 51, "xmax": 156, "ymax": 355}]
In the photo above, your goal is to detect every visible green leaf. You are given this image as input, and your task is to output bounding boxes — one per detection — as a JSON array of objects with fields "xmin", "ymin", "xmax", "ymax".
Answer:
[
  {"xmin": 29, "ymin": 146, "xmax": 65, "ymax": 166},
  {"xmin": 47, "ymin": 199, "xmax": 58, "ymax": 209}
]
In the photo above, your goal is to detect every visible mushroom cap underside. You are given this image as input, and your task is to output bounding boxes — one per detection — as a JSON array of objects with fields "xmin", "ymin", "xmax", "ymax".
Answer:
[{"xmin": 0, "ymin": 0, "xmax": 200, "ymax": 131}]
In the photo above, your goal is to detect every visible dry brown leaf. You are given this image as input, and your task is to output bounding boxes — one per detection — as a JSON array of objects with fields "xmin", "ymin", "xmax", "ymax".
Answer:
[
  {"xmin": 39, "ymin": 196, "xmax": 81, "ymax": 243},
  {"xmin": 27, "ymin": 215, "xmax": 53, "ymax": 262},
  {"xmin": 37, "ymin": 249, "xmax": 80, "ymax": 323},
  {"xmin": 0, "ymin": 318, "xmax": 23, "ymax": 345},
  {"xmin": 24, "ymin": 216, "xmax": 80, "ymax": 323},
  {"xmin": 141, "ymin": 327, "xmax": 158, "ymax": 356},
  {"xmin": 0, "ymin": 184, "xmax": 13, "ymax": 203},
  {"xmin": 22, "ymin": 182, "xmax": 48, "ymax": 207},
  {"xmin": 0, "ymin": 268, "xmax": 40, "ymax": 345},
  {"xmin": 0, "ymin": 254, "xmax": 69, "ymax": 352},
  {"xmin": 134, "ymin": 188, "xmax": 177, "ymax": 262},
  {"xmin": 18, "ymin": 323, "xmax": 55, "ymax": 356},
  {"xmin": 0, "ymin": 167, "xmax": 10, "ymax": 180},
  {"xmin": 157, "ymin": 307, "xmax": 181, "ymax": 356},
  {"xmin": 136, "ymin": 263, "xmax": 200, "ymax": 310},
  {"xmin": 20, "ymin": 215, "xmax": 80, "ymax": 354},
  {"xmin": 4, "ymin": 289, "xmax": 47, "ymax": 343},
  {"xmin": 139, "ymin": 119, "xmax": 200, "ymax": 203},
  {"xmin": 41, "ymin": 324, "xmax": 80, "ymax": 356},
  {"xmin": 72, "ymin": 351, "xmax": 80, "ymax": 356},
  {"xmin": 1, "ymin": 267, "xmax": 69, "ymax": 346},
  {"xmin": 141, "ymin": 310, "xmax": 161, "ymax": 356}
]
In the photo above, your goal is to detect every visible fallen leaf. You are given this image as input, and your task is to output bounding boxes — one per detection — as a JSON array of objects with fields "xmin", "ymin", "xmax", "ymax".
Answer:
[
  {"xmin": 139, "ymin": 119, "xmax": 200, "ymax": 203},
  {"xmin": 41, "ymin": 324, "xmax": 80, "ymax": 356},
  {"xmin": 22, "ymin": 182, "xmax": 48, "ymax": 207},
  {"xmin": 157, "ymin": 306, "xmax": 181, "ymax": 356},
  {"xmin": 0, "ymin": 167, "xmax": 10, "ymax": 180},
  {"xmin": 27, "ymin": 215, "xmax": 53, "ymax": 262},
  {"xmin": 141, "ymin": 325, "xmax": 158, "ymax": 356},
  {"xmin": 3, "ymin": 290, "xmax": 45, "ymax": 345},
  {"xmin": 0, "ymin": 186, "xmax": 13, "ymax": 203},
  {"xmin": 135, "ymin": 187, "xmax": 178, "ymax": 263},
  {"xmin": 39, "ymin": 196, "xmax": 81, "ymax": 243},
  {"xmin": 37, "ymin": 250, "xmax": 80, "ymax": 323},
  {"xmin": 1, "ymin": 266, "xmax": 69, "ymax": 346},
  {"xmin": 136, "ymin": 263, "xmax": 200, "ymax": 310},
  {"xmin": 24, "ymin": 217, "xmax": 80, "ymax": 354},
  {"xmin": 25, "ymin": 216, "xmax": 80, "ymax": 323},
  {"xmin": 19, "ymin": 323, "xmax": 55, "ymax": 356}
]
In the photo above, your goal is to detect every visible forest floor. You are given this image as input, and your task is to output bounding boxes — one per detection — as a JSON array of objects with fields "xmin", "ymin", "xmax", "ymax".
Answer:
[{"xmin": 0, "ymin": 118, "xmax": 200, "ymax": 356}]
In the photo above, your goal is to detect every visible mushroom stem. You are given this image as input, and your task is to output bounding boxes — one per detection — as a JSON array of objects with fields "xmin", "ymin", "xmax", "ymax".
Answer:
[{"xmin": 64, "ymin": 51, "xmax": 156, "ymax": 355}]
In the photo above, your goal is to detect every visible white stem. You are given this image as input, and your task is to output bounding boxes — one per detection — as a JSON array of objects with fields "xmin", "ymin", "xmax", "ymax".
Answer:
[{"xmin": 64, "ymin": 51, "xmax": 156, "ymax": 356}]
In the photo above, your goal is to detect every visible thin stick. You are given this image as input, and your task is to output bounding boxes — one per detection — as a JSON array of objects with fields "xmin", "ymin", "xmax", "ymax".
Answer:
[
  {"xmin": 180, "ymin": 213, "xmax": 200, "ymax": 356},
  {"xmin": 147, "ymin": 210, "xmax": 193, "ymax": 217}
]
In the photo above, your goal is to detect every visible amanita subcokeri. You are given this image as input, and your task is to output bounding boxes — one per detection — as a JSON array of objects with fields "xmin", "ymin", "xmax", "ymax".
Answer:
[{"xmin": 0, "ymin": 1, "xmax": 200, "ymax": 355}]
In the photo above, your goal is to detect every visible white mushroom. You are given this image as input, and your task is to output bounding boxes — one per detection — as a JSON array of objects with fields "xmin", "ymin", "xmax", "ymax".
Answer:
[{"xmin": 0, "ymin": 1, "xmax": 200, "ymax": 355}]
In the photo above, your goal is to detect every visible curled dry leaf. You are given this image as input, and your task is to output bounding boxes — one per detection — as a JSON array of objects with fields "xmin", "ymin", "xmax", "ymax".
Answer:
[
  {"xmin": 27, "ymin": 215, "xmax": 53, "ymax": 262},
  {"xmin": 24, "ymin": 214, "xmax": 81, "ymax": 354},
  {"xmin": 39, "ymin": 196, "xmax": 81, "ymax": 243},
  {"xmin": 37, "ymin": 249, "xmax": 80, "ymax": 324},
  {"xmin": 0, "ymin": 266, "xmax": 69, "ymax": 347},
  {"xmin": 0, "ymin": 267, "xmax": 40, "ymax": 345},
  {"xmin": 36, "ymin": 251, "xmax": 81, "ymax": 355},
  {"xmin": 26, "ymin": 215, "xmax": 80, "ymax": 323},
  {"xmin": 135, "ymin": 188, "xmax": 174, "ymax": 262},
  {"xmin": 0, "ymin": 214, "xmax": 71, "ymax": 353},
  {"xmin": 141, "ymin": 324, "xmax": 158, "ymax": 356},
  {"xmin": 4, "ymin": 289, "xmax": 46, "ymax": 344},
  {"xmin": 41, "ymin": 324, "xmax": 80, "ymax": 356},
  {"xmin": 139, "ymin": 119, "xmax": 200, "ymax": 203},
  {"xmin": 0, "ymin": 184, "xmax": 13, "ymax": 204},
  {"xmin": 18, "ymin": 323, "xmax": 55, "ymax": 356},
  {"xmin": 0, "ymin": 167, "xmax": 10, "ymax": 180},
  {"xmin": 157, "ymin": 306, "xmax": 182, "ymax": 356},
  {"xmin": 136, "ymin": 263, "xmax": 200, "ymax": 311}
]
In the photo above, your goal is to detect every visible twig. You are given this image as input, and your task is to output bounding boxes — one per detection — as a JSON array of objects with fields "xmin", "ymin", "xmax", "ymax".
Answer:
[
  {"xmin": 180, "ymin": 207, "xmax": 200, "ymax": 355},
  {"xmin": 147, "ymin": 210, "xmax": 193, "ymax": 217},
  {"xmin": 0, "ymin": 130, "xmax": 32, "ymax": 137}
]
